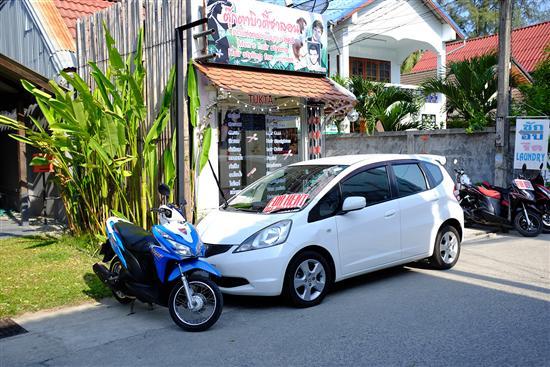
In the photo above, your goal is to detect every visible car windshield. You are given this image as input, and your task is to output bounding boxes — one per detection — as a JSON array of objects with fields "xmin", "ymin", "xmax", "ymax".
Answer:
[{"xmin": 225, "ymin": 164, "xmax": 347, "ymax": 213}]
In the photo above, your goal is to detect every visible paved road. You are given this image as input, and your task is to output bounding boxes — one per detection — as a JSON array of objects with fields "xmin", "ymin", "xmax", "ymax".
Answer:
[{"xmin": 2, "ymin": 233, "xmax": 549, "ymax": 367}]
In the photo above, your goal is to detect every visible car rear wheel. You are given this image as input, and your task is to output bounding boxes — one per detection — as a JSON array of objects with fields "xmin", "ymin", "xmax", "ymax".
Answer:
[
  {"xmin": 429, "ymin": 225, "xmax": 461, "ymax": 270},
  {"xmin": 284, "ymin": 251, "xmax": 332, "ymax": 308}
]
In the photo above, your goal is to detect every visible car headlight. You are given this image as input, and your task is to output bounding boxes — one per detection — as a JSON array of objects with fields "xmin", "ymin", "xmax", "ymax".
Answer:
[{"xmin": 234, "ymin": 220, "xmax": 292, "ymax": 253}]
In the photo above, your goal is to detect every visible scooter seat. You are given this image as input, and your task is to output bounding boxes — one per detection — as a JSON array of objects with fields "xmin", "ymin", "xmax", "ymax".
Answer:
[
  {"xmin": 478, "ymin": 186, "xmax": 501, "ymax": 199},
  {"xmin": 113, "ymin": 221, "xmax": 156, "ymax": 253}
]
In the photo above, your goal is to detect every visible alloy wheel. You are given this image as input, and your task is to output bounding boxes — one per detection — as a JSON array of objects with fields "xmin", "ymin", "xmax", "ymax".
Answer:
[
  {"xmin": 293, "ymin": 259, "xmax": 326, "ymax": 302},
  {"xmin": 440, "ymin": 231, "xmax": 459, "ymax": 264}
]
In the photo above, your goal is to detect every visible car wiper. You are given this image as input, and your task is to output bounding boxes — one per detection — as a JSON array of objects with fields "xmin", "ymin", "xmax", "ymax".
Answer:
[{"xmin": 267, "ymin": 206, "xmax": 303, "ymax": 214}]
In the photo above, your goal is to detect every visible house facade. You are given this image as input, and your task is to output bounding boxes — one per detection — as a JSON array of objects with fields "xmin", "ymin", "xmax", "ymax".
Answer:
[{"xmin": 324, "ymin": 0, "xmax": 464, "ymax": 129}]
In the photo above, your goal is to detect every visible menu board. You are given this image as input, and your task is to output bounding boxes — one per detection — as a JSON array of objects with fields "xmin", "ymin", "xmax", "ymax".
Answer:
[{"xmin": 219, "ymin": 109, "xmax": 300, "ymax": 200}]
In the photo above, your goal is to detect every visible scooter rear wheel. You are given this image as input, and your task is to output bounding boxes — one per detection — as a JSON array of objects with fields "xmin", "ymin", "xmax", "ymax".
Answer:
[
  {"xmin": 168, "ymin": 275, "xmax": 223, "ymax": 332},
  {"xmin": 109, "ymin": 257, "xmax": 134, "ymax": 304},
  {"xmin": 514, "ymin": 209, "xmax": 543, "ymax": 237}
]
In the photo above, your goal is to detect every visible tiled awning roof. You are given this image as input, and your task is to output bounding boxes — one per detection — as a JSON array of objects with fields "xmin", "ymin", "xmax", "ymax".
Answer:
[{"xmin": 194, "ymin": 62, "xmax": 356, "ymax": 106}]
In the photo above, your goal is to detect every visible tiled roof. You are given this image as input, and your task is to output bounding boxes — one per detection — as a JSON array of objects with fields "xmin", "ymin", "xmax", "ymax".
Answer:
[
  {"xmin": 410, "ymin": 21, "xmax": 550, "ymax": 74},
  {"xmin": 194, "ymin": 62, "xmax": 356, "ymax": 104},
  {"xmin": 53, "ymin": 0, "xmax": 116, "ymax": 39}
]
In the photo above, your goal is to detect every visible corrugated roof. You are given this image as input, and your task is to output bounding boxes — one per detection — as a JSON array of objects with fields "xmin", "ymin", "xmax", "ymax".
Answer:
[
  {"xmin": 410, "ymin": 21, "xmax": 550, "ymax": 74},
  {"xmin": 194, "ymin": 62, "xmax": 356, "ymax": 104},
  {"xmin": 53, "ymin": 0, "xmax": 115, "ymax": 39},
  {"xmin": 32, "ymin": 0, "xmax": 76, "ymax": 51}
]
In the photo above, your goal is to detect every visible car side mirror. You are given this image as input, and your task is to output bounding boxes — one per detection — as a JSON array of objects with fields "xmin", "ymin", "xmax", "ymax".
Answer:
[
  {"xmin": 341, "ymin": 196, "xmax": 366, "ymax": 213},
  {"xmin": 158, "ymin": 183, "xmax": 170, "ymax": 197}
]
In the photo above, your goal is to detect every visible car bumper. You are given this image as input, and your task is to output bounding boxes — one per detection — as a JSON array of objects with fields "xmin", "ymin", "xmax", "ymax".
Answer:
[{"xmin": 207, "ymin": 245, "xmax": 289, "ymax": 296}]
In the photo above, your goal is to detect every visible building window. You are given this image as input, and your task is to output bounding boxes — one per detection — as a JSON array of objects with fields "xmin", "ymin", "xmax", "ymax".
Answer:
[{"xmin": 349, "ymin": 57, "xmax": 391, "ymax": 82}]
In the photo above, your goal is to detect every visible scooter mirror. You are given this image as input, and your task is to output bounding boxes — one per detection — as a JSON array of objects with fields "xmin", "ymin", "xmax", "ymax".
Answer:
[
  {"xmin": 540, "ymin": 163, "xmax": 544, "ymax": 170},
  {"xmin": 453, "ymin": 159, "xmax": 458, "ymax": 165},
  {"xmin": 158, "ymin": 183, "xmax": 170, "ymax": 197},
  {"xmin": 522, "ymin": 163, "xmax": 527, "ymax": 173}
]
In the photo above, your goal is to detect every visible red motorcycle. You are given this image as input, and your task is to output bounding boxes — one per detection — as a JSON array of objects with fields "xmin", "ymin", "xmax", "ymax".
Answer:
[{"xmin": 481, "ymin": 163, "xmax": 550, "ymax": 233}]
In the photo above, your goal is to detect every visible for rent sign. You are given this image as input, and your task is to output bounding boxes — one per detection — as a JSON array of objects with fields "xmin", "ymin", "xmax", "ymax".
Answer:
[
  {"xmin": 205, "ymin": 0, "xmax": 327, "ymax": 74},
  {"xmin": 514, "ymin": 119, "xmax": 549, "ymax": 170}
]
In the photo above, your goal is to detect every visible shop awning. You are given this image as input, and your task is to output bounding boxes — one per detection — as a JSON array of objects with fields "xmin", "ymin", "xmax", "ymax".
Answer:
[{"xmin": 193, "ymin": 62, "xmax": 356, "ymax": 113}]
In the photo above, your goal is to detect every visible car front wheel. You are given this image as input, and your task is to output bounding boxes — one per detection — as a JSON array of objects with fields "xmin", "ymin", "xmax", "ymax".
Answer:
[
  {"xmin": 284, "ymin": 251, "xmax": 332, "ymax": 308},
  {"xmin": 429, "ymin": 225, "xmax": 461, "ymax": 270}
]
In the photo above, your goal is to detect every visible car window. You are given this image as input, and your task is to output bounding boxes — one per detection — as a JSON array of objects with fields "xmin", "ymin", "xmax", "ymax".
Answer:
[
  {"xmin": 341, "ymin": 166, "xmax": 391, "ymax": 206},
  {"xmin": 423, "ymin": 162, "xmax": 444, "ymax": 187},
  {"xmin": 308, "ymin": 185, "xmax": 341, "ymax": 222},
  {"xmin": 226, "ymin": 164, "xmax": 347, "ymax": 213},
  {"xmin": 393, "ymin": 163, "xmax": 428, "ymax": 197}
]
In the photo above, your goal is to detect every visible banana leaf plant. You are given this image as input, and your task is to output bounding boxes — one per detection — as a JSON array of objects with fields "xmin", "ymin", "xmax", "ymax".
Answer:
[{"xmin": 0, "ymin": 23, "xmax": 176, "ymax": 236}]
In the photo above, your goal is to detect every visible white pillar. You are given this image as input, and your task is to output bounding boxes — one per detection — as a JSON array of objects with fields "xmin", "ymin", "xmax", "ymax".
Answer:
[
  {"xmin": 436, "ymin": 48, "xmax": 447, "ymax": 128},
  {"xmin": 340, "ymin": 29, "xmax": 350, "ymax": 78}
]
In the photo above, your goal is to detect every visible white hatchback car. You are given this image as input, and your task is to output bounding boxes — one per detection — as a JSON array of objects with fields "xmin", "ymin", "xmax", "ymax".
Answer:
[{"xmin": 197, "ymin": 154, "xmax": 464, "ymax": 307}]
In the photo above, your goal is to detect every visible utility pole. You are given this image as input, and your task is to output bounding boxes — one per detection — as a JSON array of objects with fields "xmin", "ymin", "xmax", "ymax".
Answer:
[{"xmin": 495, "ymin": 0, "xmax": 513, "ymax": 187}]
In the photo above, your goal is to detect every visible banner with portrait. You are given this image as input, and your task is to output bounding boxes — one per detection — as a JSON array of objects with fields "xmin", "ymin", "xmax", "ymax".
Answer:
[{"xmin": 205, "ymin": 0, "xmax": 328, "ymax": 74}]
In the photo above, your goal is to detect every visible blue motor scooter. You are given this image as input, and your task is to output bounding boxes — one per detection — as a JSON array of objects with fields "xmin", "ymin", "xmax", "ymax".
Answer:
[{"xmin": 93, "ymin": 184, "xmax": 223, "ymax": 331}]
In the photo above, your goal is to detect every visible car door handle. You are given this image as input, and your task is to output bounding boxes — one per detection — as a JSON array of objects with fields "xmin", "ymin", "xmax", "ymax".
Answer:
[
  {"xmin": 430, "ymin": 195, "xmax": 440, "ymax": 202},
  {"xmin": 384, "ymin": 210, "xmax": 397, "ymax": 218}
]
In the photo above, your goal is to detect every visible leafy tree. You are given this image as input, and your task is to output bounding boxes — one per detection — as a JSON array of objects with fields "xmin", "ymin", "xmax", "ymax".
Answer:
[
  {"xmin": 421, "ymin": 53, "xmax": 500, "ymax": 132},
  {"xmin": 0, "ymin": 24, "xmax": 176, "ymax": 235},
  {"xmin": 517, "ymin": 48, "xmax": 550, "ymax": 116},
  {"xmin": 444, "ymin": 0, "xmax": 550, "ymax": 37}
]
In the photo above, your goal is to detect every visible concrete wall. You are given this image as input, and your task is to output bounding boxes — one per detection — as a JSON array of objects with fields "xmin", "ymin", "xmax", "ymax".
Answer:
[{"xmin": 325, "ymin": 128, "xmax": 517, "ymax": 185}]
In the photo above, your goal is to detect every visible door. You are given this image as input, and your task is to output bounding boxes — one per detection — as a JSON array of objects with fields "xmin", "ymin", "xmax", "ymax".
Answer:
[
  {"xmin": 335, "ymin": 165, "xmax": 401, "ymax": 276},
  {"xmin": 391, "ymin": 162, "xmax": 436, "ymax": 258}
]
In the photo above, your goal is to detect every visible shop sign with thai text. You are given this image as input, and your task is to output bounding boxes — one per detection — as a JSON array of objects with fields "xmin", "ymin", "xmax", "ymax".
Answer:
[
  {"xmin": 206, "ymin": 0, "xmax": 327, "ymax": 74},
  {"xmin": 513, "ymin": 118, "xmax": 549, "ymax": 170}
]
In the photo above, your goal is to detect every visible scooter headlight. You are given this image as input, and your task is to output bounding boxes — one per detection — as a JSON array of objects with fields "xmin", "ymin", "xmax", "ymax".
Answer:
[
  {"xmin": 520, "ymin": 189, "xmax": 535, "ymax": 201},
  {"xmin": 234, "ymin": 220, "xmax": 292, "ymax": 253},
  {"xmin": 161, "ymin": 233, "xmax": 194, "ymax": 257}
]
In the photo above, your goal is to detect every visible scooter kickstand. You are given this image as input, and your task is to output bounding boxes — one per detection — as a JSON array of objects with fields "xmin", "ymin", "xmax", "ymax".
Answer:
[
  {"xmin": 147, "ymin": 302, "xmax": 154, "ymax": 311},
  {"xmin": 128, "ymin": 299, "xmax": 136, "ymax": 315}
]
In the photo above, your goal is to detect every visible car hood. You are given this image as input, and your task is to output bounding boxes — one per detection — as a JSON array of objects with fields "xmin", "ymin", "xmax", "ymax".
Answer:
[{"xmin": 197, "ymin": 209, "xmax": 293, "ymax": 245}]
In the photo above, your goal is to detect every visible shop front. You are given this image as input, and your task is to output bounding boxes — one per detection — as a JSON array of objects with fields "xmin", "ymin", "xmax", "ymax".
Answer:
[{"xmin": 192, "ymin": 0, "xmax": 355, "ymax": 215}]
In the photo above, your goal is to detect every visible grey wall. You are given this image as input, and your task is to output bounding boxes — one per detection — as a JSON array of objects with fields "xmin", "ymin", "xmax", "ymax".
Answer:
[{"xmin": 325, "ymin": 128, "xmax": 517, "ymax": 185}]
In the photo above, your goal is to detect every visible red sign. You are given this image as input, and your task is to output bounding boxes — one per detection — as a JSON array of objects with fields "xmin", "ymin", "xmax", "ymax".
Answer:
[
  {"xmin": 248, "ymin": 95, "xmax": 274, "ymax": 105},
  {"xmin": 263, "ymin": 193, "xmax": 309, "ymax": 213},
  {"xmin": 514, "ymin": 179, "xmax": 534, "ymax": 190}
]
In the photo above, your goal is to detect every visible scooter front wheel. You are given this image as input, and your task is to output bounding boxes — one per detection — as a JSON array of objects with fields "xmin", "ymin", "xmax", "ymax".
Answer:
[
  {"xmin": 514, "ymin": 208, "xmax": 543, "ymax": 237},
  {"xmin": 168, "ymin": 275, "xmax": 223, "ymax": 332},
  {"xmin": 541, "ymin": 206, "xmax": 550, "ymax": 233}
]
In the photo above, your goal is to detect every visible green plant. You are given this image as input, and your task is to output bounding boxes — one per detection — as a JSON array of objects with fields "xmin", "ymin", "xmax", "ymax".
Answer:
[
  {"xmin": 517, "ymin": 48, "xmax": 550, "ymax": 118},
  {"xmin": 349, "ymin": 78, "xmax": 422, "ymax": 132},
  {"xmin": 0, "ymin": 24, "xmax": 176, "ymax": 236},
  {"xmin": 421, "ymin": 53, "xmax": 501, "ymax": 132}
]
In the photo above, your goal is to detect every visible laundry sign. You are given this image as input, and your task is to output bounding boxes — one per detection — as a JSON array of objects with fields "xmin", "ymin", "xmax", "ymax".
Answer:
[{"xmin": 513, "ymin": 118, "xmax": 549, "ymax": 170}]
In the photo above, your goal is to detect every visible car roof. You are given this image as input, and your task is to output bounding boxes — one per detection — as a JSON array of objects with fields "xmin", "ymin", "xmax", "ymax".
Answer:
[{"xmin": 291, "ymin": 154, "xmax": 447, "ymax": 167}]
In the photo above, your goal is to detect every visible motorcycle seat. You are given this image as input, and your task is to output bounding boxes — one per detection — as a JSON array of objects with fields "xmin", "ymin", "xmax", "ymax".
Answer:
[
  {"xmin": 478, "ymin": 186, "xmax": 501, "ymax": 200},
  {"xmin": 113, "ymin": 221, "xmax": 156, "ymax": 253}
]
